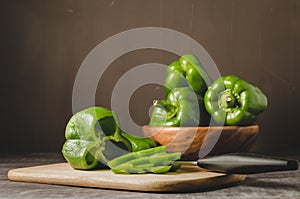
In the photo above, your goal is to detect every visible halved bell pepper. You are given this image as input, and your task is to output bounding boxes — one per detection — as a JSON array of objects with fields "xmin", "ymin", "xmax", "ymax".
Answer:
[
  {"xmin": 204, "ymin": 75, "xmax": 268, "ymax": 126},
  {"xmin": 149, "ymin": 87, "xmax": 210, "ymax": 127},
  {"xmin": 62, "ymin": 107, "xmax": 158, "ymax": 170},
  {"xmin": 164, "ymin": 54, "xmax": 212, "ymax": 97}
]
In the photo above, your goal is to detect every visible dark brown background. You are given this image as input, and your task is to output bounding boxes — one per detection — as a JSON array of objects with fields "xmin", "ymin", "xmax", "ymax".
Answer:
[{"xmin": 1, "ymin": 0, "xmax": 299, "ymax": 153}]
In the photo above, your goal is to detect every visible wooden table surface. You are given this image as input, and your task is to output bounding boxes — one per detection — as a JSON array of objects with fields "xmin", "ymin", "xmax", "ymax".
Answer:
[{"xmin": 1, "ymin": 152, "xmax": 300, "ymax": 199}]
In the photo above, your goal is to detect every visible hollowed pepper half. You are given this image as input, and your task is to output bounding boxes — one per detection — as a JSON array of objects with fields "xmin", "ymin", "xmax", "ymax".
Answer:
[
  {"xmin": 62, "ymin": 107, "xmax": 158, "ymax": 170},
  {"xmin": 204, "ymin": 75, "xmax": 268, "ymax": 126}
]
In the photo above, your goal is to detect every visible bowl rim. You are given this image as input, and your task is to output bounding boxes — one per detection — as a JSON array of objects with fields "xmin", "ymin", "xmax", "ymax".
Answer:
[{"xmin": 142, "ymin": 125, "xmax": 259, "ymax": 131}]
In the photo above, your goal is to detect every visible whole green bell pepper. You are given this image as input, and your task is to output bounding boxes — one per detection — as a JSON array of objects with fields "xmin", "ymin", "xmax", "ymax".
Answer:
[
  {"xmin": 62, "ymin": 107, "xmax": 158, "ymax": 170},
  {"xmin": 149, "ymin": 87, "xmax": 210, "ymax": 127},
  {"xmin": 164, "ymin": 54, "xmax": 212, "ymax": 97},
  {"xmin": 204, "ymin": 75, "xmax": 268, "ymax": 126}
]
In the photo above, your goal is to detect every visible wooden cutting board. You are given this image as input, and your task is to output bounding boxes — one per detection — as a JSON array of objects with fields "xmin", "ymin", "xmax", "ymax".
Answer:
[{"xmin": 8, "ymin": 163, "xmax": 246, "ymax": 192}]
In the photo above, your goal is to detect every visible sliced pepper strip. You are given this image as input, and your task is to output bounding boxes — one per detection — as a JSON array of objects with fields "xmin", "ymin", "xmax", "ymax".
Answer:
[
  {"xmin": 108, "ymin": 146, "xmax": 181, "ymax": 174},
  {"xmin": 107, "ymin": 146, "xmax": 167, "ymax": 168}
]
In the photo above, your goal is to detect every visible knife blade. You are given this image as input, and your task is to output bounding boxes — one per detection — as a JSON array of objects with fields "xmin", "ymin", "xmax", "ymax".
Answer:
[{"xmin": 175, "ymin": 153, "xmax": 299, "ymax": 174}]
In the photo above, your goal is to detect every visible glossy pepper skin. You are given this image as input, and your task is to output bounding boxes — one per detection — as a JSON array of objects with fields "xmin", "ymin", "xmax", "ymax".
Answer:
[
  {"xmin": 164, "ymin": 54, "xmax": 212, "ymax": 97},
  {"xmin": 204, "ymin": 75, "xmax": 268, "ymax": 126},
  {"xmin": 107, "ymin": 146, "xmax": 181, "ymax": 174},
  {"xmin": 62, "ymin": 107, "xmax": 158, "ymax": 170},
  {"xmin": 149, "ymin": 87, "xmax": 210, "ymax": 127}
]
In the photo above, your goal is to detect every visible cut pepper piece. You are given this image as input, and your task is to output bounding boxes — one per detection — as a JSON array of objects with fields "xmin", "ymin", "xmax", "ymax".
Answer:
[
  {"xmin": 108, "ymin": 146, "xmax": 181, "ymax": 174},
  {"xmin": 62, "ymin": 106, "xmax": 158, "ymax": 170}
]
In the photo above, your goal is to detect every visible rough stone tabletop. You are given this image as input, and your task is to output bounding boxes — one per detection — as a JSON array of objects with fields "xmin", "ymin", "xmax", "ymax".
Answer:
[{"xmin": 1, "ymin": 152, "xmax": 299, "ymax": 199}]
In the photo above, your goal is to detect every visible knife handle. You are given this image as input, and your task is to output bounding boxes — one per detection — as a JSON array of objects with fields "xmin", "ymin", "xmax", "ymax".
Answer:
[{"xmin": 197, "ymin": 153, "xmax": 299, "ymax": 174}]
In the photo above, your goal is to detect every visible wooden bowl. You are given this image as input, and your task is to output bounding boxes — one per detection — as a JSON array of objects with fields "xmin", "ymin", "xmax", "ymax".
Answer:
[{"xmin": 142, "ymin": 125, "xmax": 259, "ymax": 160}]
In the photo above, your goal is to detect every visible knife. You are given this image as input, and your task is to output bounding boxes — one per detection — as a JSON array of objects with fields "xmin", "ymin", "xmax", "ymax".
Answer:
[{"xmin": 175, "ymin": 153, "xmax": 299, "ymax": 174}]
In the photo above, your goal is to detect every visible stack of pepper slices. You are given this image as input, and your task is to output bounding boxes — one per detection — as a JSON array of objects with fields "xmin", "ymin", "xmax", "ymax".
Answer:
[{"xmin": 62, "ymin": 54, "xmax": 267, "ymax": 174}]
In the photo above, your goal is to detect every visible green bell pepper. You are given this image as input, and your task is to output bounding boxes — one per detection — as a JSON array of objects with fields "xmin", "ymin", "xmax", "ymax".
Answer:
[
  {"xmin": 149, "ymin": 87, "xmax": 210, "ymax": 127},
  {"xmin": 107, "ymin": 146, "xmax": 181, "ymax": 174},
  {"xmin": 62, "ymin": 106, "xmax": 158, "ymax": 170},
  {"xmin": 204, "ymin": 75, "xmax": 268, "ymax": 126},
  {"xmin": 164, "ymin": 54, "xmax": 212, "ymax": 97}
]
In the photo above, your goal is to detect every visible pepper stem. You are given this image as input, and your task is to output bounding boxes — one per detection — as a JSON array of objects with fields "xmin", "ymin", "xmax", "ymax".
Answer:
[
  {"xmin": 218, "ymin": 89, "xmax": 236, "ymax": 109},
  {"xmin": 225, "ymin": 96, "xmax": 232, "ymax": 103}
]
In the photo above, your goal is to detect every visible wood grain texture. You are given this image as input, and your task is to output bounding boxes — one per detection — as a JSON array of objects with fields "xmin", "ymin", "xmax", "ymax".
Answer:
[
  {"xmin": 143, "ymin": 125, "xmax": 259, "ymax": 160},
  {"xmin": 7, "ymin": 163, "xmax": 245, "ymax": 192}
]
